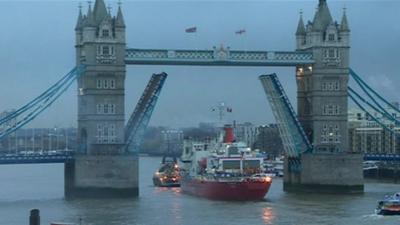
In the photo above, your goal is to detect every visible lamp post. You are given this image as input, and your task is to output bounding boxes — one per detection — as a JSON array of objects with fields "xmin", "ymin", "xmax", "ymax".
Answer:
[
  {"xmin": 54, "ymin": 126, "xmax": 58, "ymax": 151},
  {"xmin": 65, "ymin": 128, "xmax": 68, "ymax": 151},
  {"xmin": 15, "ymin": 129, "xmax": 18, "ymax": 154},
  {"xmin": 48, "ymin": 128, "xmax": 52, "ymax": 151}
]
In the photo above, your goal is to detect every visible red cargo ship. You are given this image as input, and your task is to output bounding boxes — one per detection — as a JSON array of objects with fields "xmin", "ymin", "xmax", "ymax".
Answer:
[{"xmin": 180, "ymin": 125, "xmax": 272, "ymax": 201}]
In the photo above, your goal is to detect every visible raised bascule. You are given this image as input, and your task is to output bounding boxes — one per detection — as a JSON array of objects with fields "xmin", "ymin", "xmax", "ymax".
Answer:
[{"xmin": 3, "ymin": 0, "xmax": 389, "ymax": 197}]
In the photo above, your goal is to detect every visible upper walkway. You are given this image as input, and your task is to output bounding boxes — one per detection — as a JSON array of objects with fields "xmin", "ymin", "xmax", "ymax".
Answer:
[{"xmin": 125, "ymin": 47, "xmax": 314, "ymax": 67}]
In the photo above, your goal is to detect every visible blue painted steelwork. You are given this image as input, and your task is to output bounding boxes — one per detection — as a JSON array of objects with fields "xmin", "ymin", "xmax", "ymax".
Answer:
[
  {"xmin": 125, "ymin": 48, "xmax": 314, "ymax": 67},
  {"xmin": 348, "ymin": 88, "xmax": 394, "ymax": 133},
  {"xmin": 259, "ymin": 73, "xmax": 312, "ymax": 157},
  {"xmin": 0, "ymin": 67, "xmax": 81, "ymax": 126},
  {"xmin": 350, "ymin": 69, "xmax": 400, "ymax": 124},
  {"xmin": 0, "ymin": 153, "xmax": 73, "ymax": 165},
  {"xmin": 125, "ymin": 73, "xmax": 168, "ymax": 153},
  {"xmin": 364, "ymin": 154, "xmax": 400, "ymax": 161},
  {"xmin": 0, "ymin": 65, "xmax": 86, "ymax": 140}
]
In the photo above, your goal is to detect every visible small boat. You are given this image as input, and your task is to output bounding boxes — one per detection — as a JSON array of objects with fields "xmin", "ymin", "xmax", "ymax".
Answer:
[
  {"xmin": 153, "ymin": 159, "xmax": 181, "ymax": 187},
  {"xmin": 363, "ymin": 161, "xmax": 379, "ymax": 171},
  {"xmin": 376, "ymin": 193, "xmax": 400, "ymax": 215}
]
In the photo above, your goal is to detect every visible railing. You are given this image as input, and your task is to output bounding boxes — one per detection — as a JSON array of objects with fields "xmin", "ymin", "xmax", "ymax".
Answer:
[
  {"xmin": 0, "ymin": 152, "xmax": 73, "ymax": 165},
  {"xmin": 364, "ymin": 154, "xmax": 400, "ymax": 161},
  {"xmin": 125, "ymin": 47, "xmax": 314, "ymax": 66}
]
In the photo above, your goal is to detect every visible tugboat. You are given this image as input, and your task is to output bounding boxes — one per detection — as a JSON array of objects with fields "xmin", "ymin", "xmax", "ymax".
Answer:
[
  {"xmin": 376, "ymin": 193, "xmax": 400, "ymax": 215},
  {"xmin": 152, "ymin": 158, "xmax": 181, "ymax": 187},
  {"xmin": 180, "ymin": 125, "xmax": 272, "ymax": 201},
  {"xmin": 153, "ymin": 131, "xmax": 182, "ymax": 187}
]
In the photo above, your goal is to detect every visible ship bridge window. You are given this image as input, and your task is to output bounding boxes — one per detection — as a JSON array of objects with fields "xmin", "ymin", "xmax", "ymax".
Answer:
[
  {"xmin": 243, "ymin": 160, "xmax": 261, "ymax": 170},
  {"xmin": 222, "ymin": 160, "xmax": 240, "ymax": 170},
  {"xmin": 228, "ymin": 146, "xmax": 239, "ymax": 155}
]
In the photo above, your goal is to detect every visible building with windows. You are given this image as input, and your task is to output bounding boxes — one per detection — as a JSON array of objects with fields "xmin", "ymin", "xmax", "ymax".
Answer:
[
  {"xmin": 348, "ymin": 104, "xmax": 400, "ymax": 154},
  {"xmin": 233, "ymin": 122, "xmax": 259, "ymax": 148},
  {"xmin": 253, "ymin": 124, "xmax": 284, "ymax": 158}
]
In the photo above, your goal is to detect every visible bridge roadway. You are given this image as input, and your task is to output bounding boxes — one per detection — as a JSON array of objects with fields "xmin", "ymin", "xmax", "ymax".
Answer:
[
  {"xmin": 0, "ymin": 152, "xmax": 398, "ymax": 165},
  {"xmin": 0, "ymin": 152, "xmax": 73, "ymax": 165}
]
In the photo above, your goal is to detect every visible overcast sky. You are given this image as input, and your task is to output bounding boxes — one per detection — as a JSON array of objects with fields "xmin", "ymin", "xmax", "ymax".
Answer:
[{"xmin": 0, "ymin": 0, "xmax": 399, "ymax": 128}]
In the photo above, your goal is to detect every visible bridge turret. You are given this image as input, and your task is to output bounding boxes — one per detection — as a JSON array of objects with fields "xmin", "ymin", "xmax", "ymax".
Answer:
[
  {"xmin": 81, "ymin": 5, "xmax": 97, "ymax": 45},
  {"xmin": 114, "ymin": 4, "xmax": 126, "ymax": 43},
  {"xmin": 296, "ymin": 0, "xmax": 350, "ymax": 153},
  {"xmin": 295, "ymin": 12, "xmax": 306, "ymax": 48},
  {"xmin": 339, "ymin": 9, "xmax": 350, "ymax": 46}
]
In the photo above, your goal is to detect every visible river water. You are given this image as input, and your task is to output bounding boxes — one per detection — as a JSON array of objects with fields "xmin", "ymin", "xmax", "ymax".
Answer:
[{"xmin": 0, "ymin": 156, "xmax": 399, "ymax": 225}]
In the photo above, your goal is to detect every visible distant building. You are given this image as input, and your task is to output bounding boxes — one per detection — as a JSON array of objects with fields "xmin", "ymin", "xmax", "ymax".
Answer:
[
  {"xmin": 348, "ymin": 103, "xmax": 400, "ymax": 154},
  {"xmin": 233, "ymin": 122, "xmax": 258, "ymax": 148},
  {"xmin": 253, "ymin": 124, "xmax": 283, "ymax": 158},
  {"xmin": 161, "ymin": 129, "xmax": 184, "ymax": 157}
]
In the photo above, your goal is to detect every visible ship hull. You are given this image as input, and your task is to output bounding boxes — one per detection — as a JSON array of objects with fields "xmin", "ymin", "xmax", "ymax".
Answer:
[
  {"xmin": 181, "ymin": 177, "xmax": 271, "ymax": 201},
  {"xmin": 153, "ymin": 176, "xmax": 180, "ymax": 187},
  {"xmin": 376, "ymin": 208, "xmax": 400, "ymax": 216}
]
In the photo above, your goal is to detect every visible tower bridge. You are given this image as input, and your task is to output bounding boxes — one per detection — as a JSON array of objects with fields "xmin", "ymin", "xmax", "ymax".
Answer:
[
  {"xmin": 66, "ymin": 0, "xmax": 363, "ymax": 197},
  {"xmin": 4, "ymin": 0, "xmax": 394, "ymax": 197}
]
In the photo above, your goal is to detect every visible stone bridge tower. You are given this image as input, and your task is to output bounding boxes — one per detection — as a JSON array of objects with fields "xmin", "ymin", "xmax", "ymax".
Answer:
[
  {"xmin": 296, "ymin": 0, "xmax": 350, "ymax": 153},
  {"xmin": 285, "ymin": 0, "xmax": 363, "ymax": 193},
  {"xmin": 65, "ymin": 0, "xmax": 138, "ymax": 198}
]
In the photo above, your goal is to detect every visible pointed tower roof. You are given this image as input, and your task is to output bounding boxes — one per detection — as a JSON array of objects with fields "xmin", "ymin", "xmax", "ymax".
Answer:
[
  {"xmin": 312, "ymin": 0, "xmax": 333, "ymax": 31},
  {"xmin": 93, "ymin": 0, "xmax": 108, "ymax": 25},
  {"xmin": 115, "ymin": 4, "xmax": 126, "ymax": 28},
  {"xmin": 340, "ymin": 8, "xmax": 350, "ymax": 31},
  {"xmin": 296, "ymin": 11, "xmax": 306, "ymax": 36},
  {"xmin": 75, "ymin": 6, "xmax": 83, "ymax": 30},
  {"xmin": 85, "ymin": 4, "xmax": 96, "ymax": 27}
]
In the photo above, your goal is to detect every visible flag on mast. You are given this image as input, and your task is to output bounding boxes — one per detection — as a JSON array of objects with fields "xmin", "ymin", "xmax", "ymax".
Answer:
[
  {"xmin": 235, "ymin": 29, "xmax": 246, "ymax": 35},
  {"xmin": 185, "ymin": 26, "xmax": 197, "ymax": 33}
]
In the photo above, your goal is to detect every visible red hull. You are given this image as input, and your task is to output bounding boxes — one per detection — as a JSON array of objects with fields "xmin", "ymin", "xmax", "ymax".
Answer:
[{"xmin": 181, "ymin": 178, "xmax": 271, "ymax": 201}]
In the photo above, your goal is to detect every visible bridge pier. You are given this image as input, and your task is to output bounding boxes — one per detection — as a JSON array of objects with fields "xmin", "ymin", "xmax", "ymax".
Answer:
[
  {"xmin": 65, "ymin": 155, "xmax": 138, "ymax": 198},
  {"xmin": 283, "ymin": 154, "xmax": 364, "ymax": 193}
]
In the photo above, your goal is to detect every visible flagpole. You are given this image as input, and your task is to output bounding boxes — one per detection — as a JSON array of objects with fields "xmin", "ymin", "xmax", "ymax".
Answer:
[
  {"xmin": 185, "ymin": 26, "xmax": 198, "ymax": 52},
  {"xmin": 235, "ymin": 29, "xmax": 247, "ymax": 57}
]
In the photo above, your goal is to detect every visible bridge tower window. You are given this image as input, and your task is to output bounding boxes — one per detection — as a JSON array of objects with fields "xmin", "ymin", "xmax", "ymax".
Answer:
[
  {"xmin": 328, "ymin": 34, "xmax": 335, "ymax": 41},
  {"xmin": 96, "ymin": 103, "xmax": 116, "ymax": 114},
  {"xmin": 321, "ymin": 124, "xmax": 341, "ymax": 144},
  {"xmin": 96, "ymin": 79, "xmax": 116, "ymax": 89},
  {"xmin": 102, "ymin": 29, "xmax": 110, "ymax": 38},
  {"xmin": 96, "ymin": 123, "xmax": 117, "ymax": 143}
]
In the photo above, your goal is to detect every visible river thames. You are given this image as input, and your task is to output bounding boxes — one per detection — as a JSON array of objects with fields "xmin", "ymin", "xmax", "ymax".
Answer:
[{"xmin": 0, "ymin": 156, "xmax": 399, "ymax": 225}]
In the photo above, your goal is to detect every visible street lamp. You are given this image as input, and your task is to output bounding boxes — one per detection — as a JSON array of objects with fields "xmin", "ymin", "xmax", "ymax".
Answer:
[{"xmin": 54, "ymin": 126, "xmax": 58, "ymax": 150}]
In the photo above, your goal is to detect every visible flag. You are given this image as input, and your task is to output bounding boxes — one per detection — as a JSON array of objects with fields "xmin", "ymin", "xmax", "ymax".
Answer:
[
  {"xmin": 235, "ymin": 29, "xmax": 246, "ymax": 35},
  {"xmin": 185, "ymin": 26, "xmax": 197, "ymax": 33}
]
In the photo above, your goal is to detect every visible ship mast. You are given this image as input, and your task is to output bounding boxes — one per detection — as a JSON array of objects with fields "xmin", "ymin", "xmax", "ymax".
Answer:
[{"xmin": 213, "ymin": 102, "xmax": 232, "ymax": 127}]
